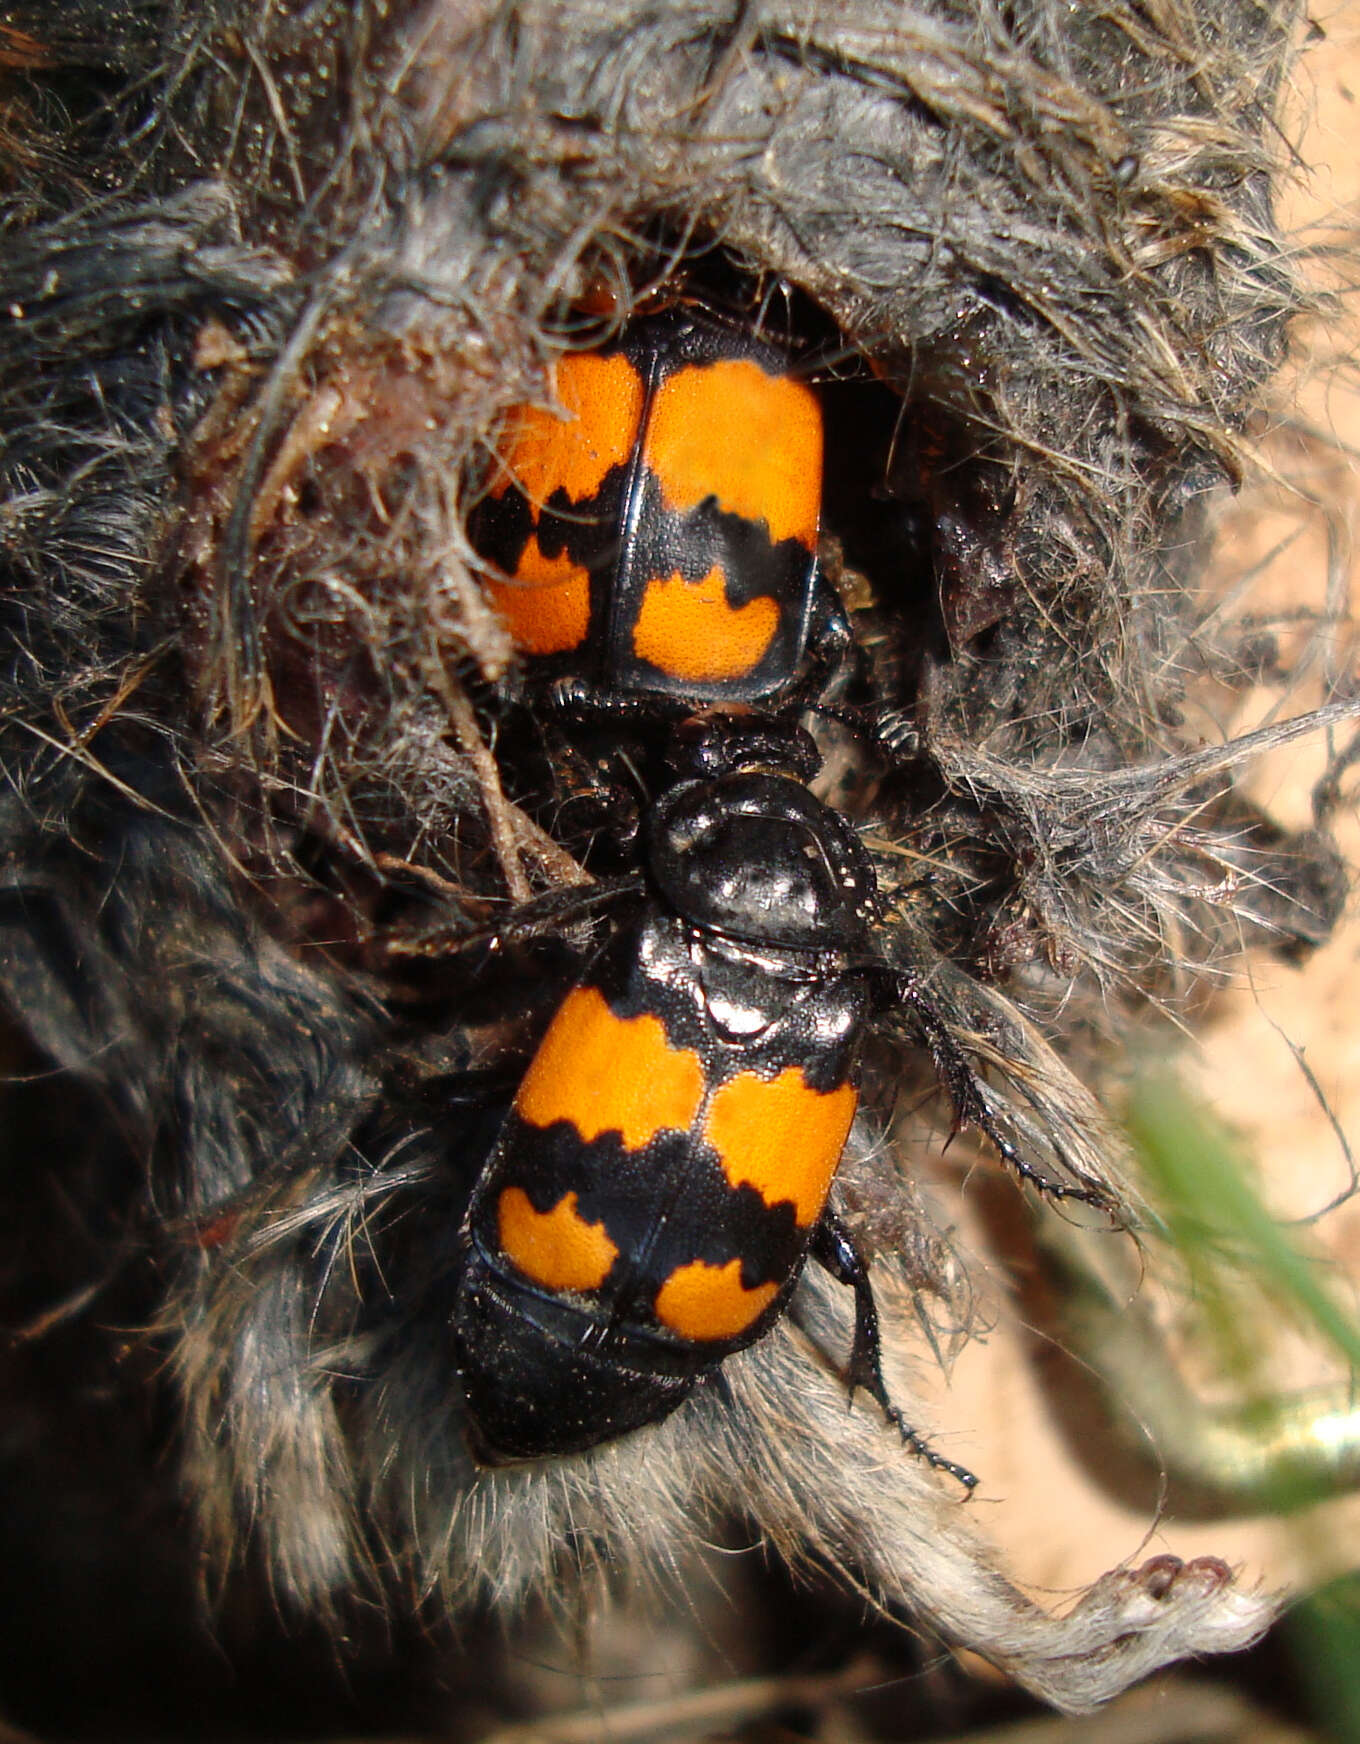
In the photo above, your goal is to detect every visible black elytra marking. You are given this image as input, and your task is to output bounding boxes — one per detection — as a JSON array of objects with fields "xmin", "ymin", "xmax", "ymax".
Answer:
[{"xmin": 477, "ymin": 1116, "xmax": 813, "ymax": 1318}]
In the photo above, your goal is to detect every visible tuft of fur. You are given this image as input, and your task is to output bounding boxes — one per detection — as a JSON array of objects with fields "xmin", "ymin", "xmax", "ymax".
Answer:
[{"xmin": 0, "ymin": 0, "xmax": 1348, "ymax": 1725}]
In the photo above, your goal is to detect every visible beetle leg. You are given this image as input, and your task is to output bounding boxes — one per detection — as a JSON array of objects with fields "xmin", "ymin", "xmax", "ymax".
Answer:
[
  {"xmin": 799, "ymin": 570, "xmax": 859, "ymax": 704},
  {"xmin": 812, "ymin": 1211, "xmax": 979, "ymax": 1492},
  {"xmin": 547, "ymin": 676, "xmax": 690, "ymax": 729},
  {"xmin": 879, "ymin": 957, "xmax": 1025, "ymax": 1175},
  {"xmin": 384, "ymin": 875, "xmax": 644, "ymax": 967}
]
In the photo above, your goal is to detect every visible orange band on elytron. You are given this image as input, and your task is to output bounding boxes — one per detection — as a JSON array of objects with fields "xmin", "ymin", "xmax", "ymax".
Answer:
[
  {"xmin": 497, "ymin": 1186, "xmax": 619, "ymax": 1294},
  {"xmin": 653, "ymin": 1257, "xmax": 780, "ymax": 1341},
  {"xmin": 630, "ymin": 567, "xmax": 779, "ymax": 682},
  {"xmin": 702, "ymin": 1069, "xmax": 857, "ymax": 1226},
  {"xmin": 483, "ymin": 536, "xmax": 591, "ymax": 653},
  {"xmin": 490, "ymin": 351, "xmax": 645, "ymax": 507},
  {"xmin": 514, "ymin": 986, "xmax": 706, "ymax": 1151},
  {"xmin": 642, "ymin": 359, "xmax": 822, "ymax": 549}
]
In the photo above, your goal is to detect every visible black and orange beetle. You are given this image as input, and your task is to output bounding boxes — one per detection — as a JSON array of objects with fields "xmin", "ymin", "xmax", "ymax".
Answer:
[
  {"xmin": 453, "ymin": 721, "xmax": 889, "ymax": 1461},
  {"xmin": 469, "ymin": 305, "xmax": 850, "ymax": 711}
]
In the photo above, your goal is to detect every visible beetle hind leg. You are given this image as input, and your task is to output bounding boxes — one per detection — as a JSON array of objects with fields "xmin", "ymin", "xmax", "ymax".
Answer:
[{"xmin": 811, "ymin": 1212, "xmax": 979, "ymax": 1493}]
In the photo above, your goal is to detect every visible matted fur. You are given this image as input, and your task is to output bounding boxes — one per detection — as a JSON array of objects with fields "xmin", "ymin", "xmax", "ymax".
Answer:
[{"xmin": 0, "ymin": 0, "xmax": 1348, "ymax": 1723}]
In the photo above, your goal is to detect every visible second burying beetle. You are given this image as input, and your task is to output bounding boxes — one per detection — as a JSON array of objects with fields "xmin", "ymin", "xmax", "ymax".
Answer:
[{"xmin": 469, "ymin": 302, "xmax": 851, "ymax": 715}]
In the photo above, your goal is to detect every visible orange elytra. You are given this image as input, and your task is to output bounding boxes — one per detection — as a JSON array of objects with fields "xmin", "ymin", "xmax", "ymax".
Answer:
[
  {"xmin": 630, "ymin": 566, "xmax": 781, "ymax": 683},
  {"xmin": 652, "ymin": 1257, "xmax": 780, "ymax": 1342},
  {"xmin": 497, "ymin": 1186, "xmax": 620, "ymax": 1295},
  {"xmin": 702, "ymin": 1068, "xmax": 858, "ymax": 1227},
  {"xmin": 513, "ymin": 986, "xmax": 706, "ymax": 1151},
  {"xmin": 642, "ymin": 358, "xmax": 822, "ymax": 551}
]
